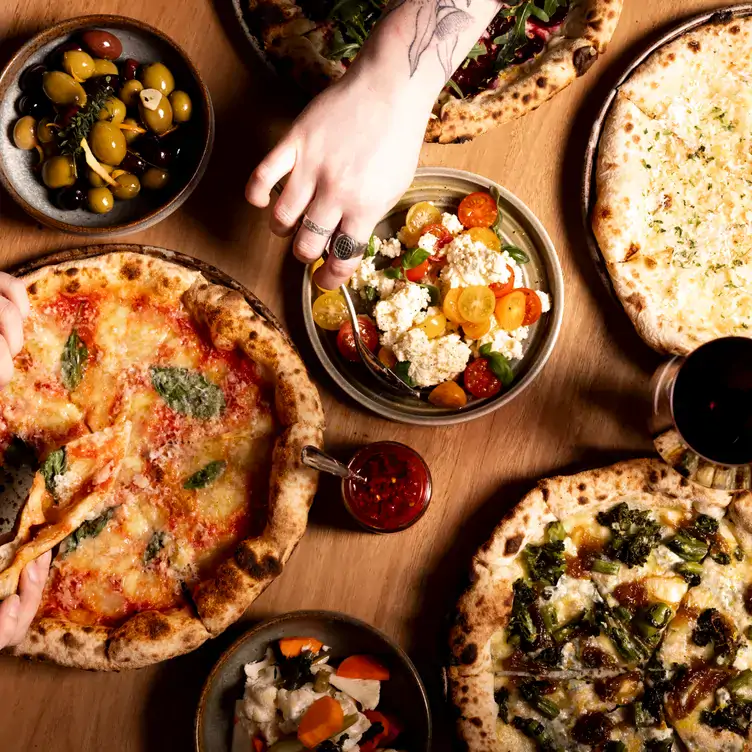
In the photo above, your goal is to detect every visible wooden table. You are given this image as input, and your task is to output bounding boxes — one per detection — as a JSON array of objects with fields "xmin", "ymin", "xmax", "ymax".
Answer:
[{"xmin": 0, "ymin": 0, "xmax": 727, "ymax": 748}]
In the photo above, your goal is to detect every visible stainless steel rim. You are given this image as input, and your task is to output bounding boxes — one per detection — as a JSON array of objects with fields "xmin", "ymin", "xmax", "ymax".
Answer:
[
  {"xmin": 302, "ymin": 166, "xmax": 564, "ymax": 426},
  {"xmin": 582, "ymin": 4, "xmax": 752, "ymax": 300}
]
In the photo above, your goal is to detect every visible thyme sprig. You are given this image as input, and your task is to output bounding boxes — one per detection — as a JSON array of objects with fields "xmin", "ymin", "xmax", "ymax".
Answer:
[{"xmin": 57, "ymin": 76, "xmax": 115, "ymax": 157}]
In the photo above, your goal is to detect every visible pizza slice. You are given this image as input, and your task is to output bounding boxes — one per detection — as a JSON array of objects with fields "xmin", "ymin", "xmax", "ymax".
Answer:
[{"xmin": 0, "ymin": 421, "xmax": 131, "ymax": 599}]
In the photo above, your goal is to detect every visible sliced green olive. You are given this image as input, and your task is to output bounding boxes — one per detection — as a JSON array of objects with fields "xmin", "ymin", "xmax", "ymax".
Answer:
[
  {"xmin": 41, "ymin": 155, "xmax": 76, "ymax": 189},
  {"xmin": 42, "ymin": 71, "xmax": 87, "ymax": 107}
]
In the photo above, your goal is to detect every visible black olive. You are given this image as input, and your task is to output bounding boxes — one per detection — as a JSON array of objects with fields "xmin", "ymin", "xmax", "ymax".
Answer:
[
  {"xmin": 19, "ymin": 63, "xmax": 47, "ymax": 92},
  {"xmin": 56, "ymin": 105, "xmax": 80, "ymax": 128},
  {"xmin": 121, "ymin": 58, "xmax": 139, "ymax": 81},
  {"xmin": 160, "ymin": 130, "xmax": 186, "ymax": 164},
  {"xmin": 52, "ymin": 186, "xmax": 87, "ymax": 211},
  {"xmin": 120, "ymin": 151, "xmax": 148, "ymax": 175},
  {"xmin": 84, "ymin": 73, "xmax": 120, "ymax": 98},
  {"xmin": 136, "ymin": 136, "xmax": 171, "ymax": 168},
  {"xmin": 16, "ymin": 95, "xmax": 50, "ymax": 118}
]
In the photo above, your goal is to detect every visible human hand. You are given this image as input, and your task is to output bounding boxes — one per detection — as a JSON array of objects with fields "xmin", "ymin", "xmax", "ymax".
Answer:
[
  {"xmin": 246, "ymin": 66, "xmax": 432, "ymax": 290},
  {"xmin": 0, "ymin": 273, "xmax": 30, "ymax": 388},
  {"xmin": 0, "ymin": 550, "xmax": 51, "ymax": 650}
]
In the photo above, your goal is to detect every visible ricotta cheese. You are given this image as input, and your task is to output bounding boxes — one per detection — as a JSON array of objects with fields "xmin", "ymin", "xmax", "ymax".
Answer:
[
  {"xmin": 392, "ymin": 330, "xmax": 472, "ymax": 387},
  {"xmin": 475, "ymin": 323, "xmax": 529, "ymax": 360},
  {"xmin": 536, "ymin": 290, "xmax": 551, "ymax": 313},
  {"xmin": 378, "ymin": 237, "xmax": 402, "ymax": 258},
  {"xmin": 417, "ymin": 232, "xmax": 438, "ymax": 254},
  {"xmin": 374, "ymin": 283, "xmax": 431, "ymax": 347},
  {"xmin": 441, "ymin": 235, "xmax": 516, "ymax": 289},
  {"xmin": 349, "ymin": 257, "xmax": 397, "ymax": 299},
  {"xmin": 441, "ymin": 212, "xmax": 464, "ymax": 235}
]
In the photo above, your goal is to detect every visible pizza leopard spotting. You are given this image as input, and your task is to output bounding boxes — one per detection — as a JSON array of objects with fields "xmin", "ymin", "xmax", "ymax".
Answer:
[
  {"xmin": 450, "ymin": 458, "xmax": 752, "ymax": 751},
  {"xmin": 246, "ymin": 0, "xmax": 623, "ymax": 143},
  {"xmin": 0, "ymin": 250, "xmax": 324, "ymax": 670}
]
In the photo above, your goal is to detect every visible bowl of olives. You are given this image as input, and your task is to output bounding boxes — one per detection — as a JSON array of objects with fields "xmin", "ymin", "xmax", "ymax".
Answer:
[{"xmin": 0, "ymin": 15, "xmax": 214, "ymax": 235}]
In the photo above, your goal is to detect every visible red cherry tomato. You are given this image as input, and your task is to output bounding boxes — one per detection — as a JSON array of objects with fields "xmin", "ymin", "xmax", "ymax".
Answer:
[
  {"xmin": 337, "ymin": 316, "xmax": 379, "ymax": 362},
  {"xmin": 420, "ymin": 223, "xmax": 453, "ymax": 260},
  {"xmin": 457, "ymin": 192, "xmax": 498, "ymax": 229},
  {"xmin": 464, "ymin": 358, "xmax": 502, "ymax": 398},
  {"xmin": 405, "ymin": 259, "xmax": 430, "ymax": 282},
  {"xmin": 519, "ymin": 287, "xmax": 543, "ymax": 325},
  {"xmin": 489, "ymin": 266, "xmax": 516, "ymax": 298}
]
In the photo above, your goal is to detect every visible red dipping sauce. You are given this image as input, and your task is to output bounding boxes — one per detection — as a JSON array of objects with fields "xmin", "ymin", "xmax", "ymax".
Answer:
[{"xmin": 342, "ymin": 442, "xmax": 432, "ymax": 533}]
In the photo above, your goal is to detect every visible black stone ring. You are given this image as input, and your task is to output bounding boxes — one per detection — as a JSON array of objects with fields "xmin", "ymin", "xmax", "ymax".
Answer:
[{"xmin": 331, "ymin": 232, "xmax": 367, "ymax": 261}]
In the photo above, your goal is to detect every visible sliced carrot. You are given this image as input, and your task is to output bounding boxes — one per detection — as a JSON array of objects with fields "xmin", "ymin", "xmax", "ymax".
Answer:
[
  {"xmin": 251, "ymin": 738, "xmax": 266, "ymax": 752},
  {"xmin": 278, "ymin": 637, "xmax": 324, "ymax": 658},
  {"xmin": 297, "ymin": 696, "xmax": 344, "ymax": 748},
  {"xmin": 336, "ymin": 655, "xmax": 390, "ymax": 681}
]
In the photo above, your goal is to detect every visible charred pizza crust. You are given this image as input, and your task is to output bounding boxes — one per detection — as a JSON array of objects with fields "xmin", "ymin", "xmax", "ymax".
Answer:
[{"xmin": 2, "ymin": 251, "xmax": 324, "ymax": 670}]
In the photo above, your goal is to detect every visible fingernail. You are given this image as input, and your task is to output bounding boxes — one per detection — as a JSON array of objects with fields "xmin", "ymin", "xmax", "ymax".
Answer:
[
  {"xmin": 6, "ymin": 594, "xmax": 19, "ymax": 619},
  {"xmin": 27, "ymin": 560, "xmax": 39, "ymax": 584}
]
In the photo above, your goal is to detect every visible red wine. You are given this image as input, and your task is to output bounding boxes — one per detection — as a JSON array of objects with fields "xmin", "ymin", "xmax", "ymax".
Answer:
[{"xmin": 672, "ymin": 337, "xmax": 752, "ymax": 466}]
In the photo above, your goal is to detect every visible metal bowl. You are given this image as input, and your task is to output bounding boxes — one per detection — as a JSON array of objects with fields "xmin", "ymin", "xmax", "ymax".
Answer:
[
  {"xmin": 0, "ymin": 15, "xmax": 214, "ymax": 236},
  {"xmin": 302, "ymin": 167, "xmax": 564, "ymax": 426},
  {"xmin": 195, "ymin": 610, "xmax": 432, "ymax": 752}
]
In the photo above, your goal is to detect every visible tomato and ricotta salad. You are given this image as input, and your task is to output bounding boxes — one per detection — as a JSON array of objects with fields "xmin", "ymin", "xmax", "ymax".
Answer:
[
  {"xmin": 233, "ymin": 637, "xmax": 406, "ymax": 752},
  {"xmin": 311, "ymin": 191, "xmax": 551, "ymax": 406}
]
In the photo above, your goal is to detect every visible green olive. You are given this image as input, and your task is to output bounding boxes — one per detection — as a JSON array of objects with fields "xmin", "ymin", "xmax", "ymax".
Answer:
[
  {"xmin": 119, "ymin": 79, "xmax": 143, "ymax": 108},
  {"xmin": 139, "ymin": 92, "xmax": 173, "ymax": 135},
  {"xmin": 168, "ymin": 90, "xmax": 192, "ymax": 123},
  {"xmin": 97, "ymin": 96, "xmax": 126, "ymax": 125},
  {"xmin": 92, "ymin": 58, "xmax": 119, "ymax": 77},
  {"xmin": 111, "ymin": 172, "xmax": 140, "ymax": 200},
  {"xmin": 12, "ymin": 116, "xmax": 37, "ymax": 150},
  {"xmin": 42, "ymin": 155, "xmax": 76, "ymax": 189},
  {"xmin": 142, "ymin": 167, "xmax": 169, "ymax": 190},
  {"xmin": 88, "ymin": 163, "xmax": 114, "ymax": 188},
  {"xmin": 90, "ymin": 121, "xmax": 127, "ymax": 165},
  {"xmin": 139, "ymin": 63, "xmax": 175, "ymax": 96},
  {"xmin": 42, "ymin": 71, "xmax": 87, "ymax": 107},
  {"xmin": 36, "ymin": 118, "xmax": 55, "ymax": 145},
  {"xmin": 121, "ymin": 117, "xmax": 143, "ymax": 145},
  {"xmin": 62, "ymin": 50, "xmax": 95, "ymax": 81},
  {"xmin": 42, "ymin": 140, "xmax": 59, "ymax": 159},
  {"xmin": 88, "ymin": 187, "xmax": 114, "ymax": 214}
]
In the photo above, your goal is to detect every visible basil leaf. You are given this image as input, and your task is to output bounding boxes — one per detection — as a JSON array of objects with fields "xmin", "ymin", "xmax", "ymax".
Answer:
[
  {"xmin": 365, "ymin": 235, "xmax": 378, "ymax": 258},
  {"xmin": 143, "ymin": 531, "xmax": 165, "ymax": 564},
  {"xmin": 392, "ymin": 361, "xmax": 416, "ymax": 387},
  {"xmin": 420, "ymin": 284, "xmax": 441, "ymax": 306},
  {"xmin": 402, "ymin": 248, "xmax": 431, "ymax": 269},
  {"xmin": 61, "ymin": 329, "xmax": 88, "ymax": 391},
  {"xmin": 363, "ymin": 285, "xmax": 377, "ymax": 303},
  {"xmin": 64, "ymin": 507, "xmax": 115, "ymax": 554},
  {"xmin": 485, "ymin": 351, "xmax": 515, "ymax": 386},
  {"xmin": 447, "ymin": 79, "xmax": 464, "ymax": 99},
  {"xmin": 479, "ymin": 343, "xmax": 493, "ymax": 357},
  {"xmin": 490, "ymin": 186, "xmax": 504, "ymax": 242},
  {"xmin": 150, "ymin": 366, "xmax": 225, "ymax": 420},
  {"xmin": 41, "ymin": 447, "xmax": 66, "ymax": 498},
  {"xmin": 529, "ymin": 4, "xmax": 550, "ymax": 21},
  {"xmin": 184, "ymin": 460, "xmax": 227, "ymax": 490},
  {"xmin": 504, "ymin": 244, "xmax": 530, "ymax": 264},
  {"xmin": 466, "ymin": 41, "xmax": 487, "ymax": 62},
  {"xmin": 383, "ymin": 266, "xmax": 403, "ymax": 280}
]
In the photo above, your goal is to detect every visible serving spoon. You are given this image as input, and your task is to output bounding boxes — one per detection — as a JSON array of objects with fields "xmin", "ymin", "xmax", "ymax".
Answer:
[
  {"xmin": 270, "ymin": 182, "xmax": 422, "ymax": 398},
  {"xmin": 301, "ymin": 445, "xmax": 366, "ymax": 483}
]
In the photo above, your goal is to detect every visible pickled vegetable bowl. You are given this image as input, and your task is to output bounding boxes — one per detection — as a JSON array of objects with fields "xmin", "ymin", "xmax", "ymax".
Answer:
[
  {"xmin": 10, "ymin": 28, "xmax": 195, "ymax": 215},
  {"xmin": 311, "ymin": 190, "xmax": 552, "ymax": 407}
]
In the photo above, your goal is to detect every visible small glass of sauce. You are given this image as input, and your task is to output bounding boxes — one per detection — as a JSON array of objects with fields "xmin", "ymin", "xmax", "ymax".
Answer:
[{"xmin": 342, "ymin": 441, "xmax": 432, "ymax": 533}]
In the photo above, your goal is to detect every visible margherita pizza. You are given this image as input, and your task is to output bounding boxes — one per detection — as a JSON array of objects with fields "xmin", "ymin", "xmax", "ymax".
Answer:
[
  {"xmin": 0, "ymin": 249, "xmax": 324, "ymax": 670},
  {"xmin": 450, "ymin": 458, "xmax": 752, "ymax": 751},
  {"xmin": 592, "ymin": 15, "xmax": 752, "ymax": 355},
  {"xmin": 246, "ymin": 0, "xmax": 623, "ymax": 143}
]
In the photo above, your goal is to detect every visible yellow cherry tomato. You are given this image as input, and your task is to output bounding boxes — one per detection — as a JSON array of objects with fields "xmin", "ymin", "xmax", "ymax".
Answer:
[
  {"xmin": 462, "ymin": 318, "xmax": 491, "ymax": 339},
  {"xmin": 398, "ymin": 225, "xmax": 421, "ymax": 248},
  {"xmin": 312, "ymin": 290, "xmax": 349, "ymax": 331},
  {"xmin": 444, "ymin": 320, "xmax": 460, "ymax": 335},
  {"xmin": 442, "ymin": 287, "xmax": 467, "ymax": 324},
  {"xmin": 495, "ymin": 290, "xmax": 527, "ymax": 331},
  {"xmin": 310, "ymin": 257, "xmax": 331, "ymax": 291},
  {"xmin": 458, "ymin": 286, "xmax": 496, "ymax": 324},
  {"xmin": 429, "ymin": 381, "xmax": 468, "ymax": 408},
  {"xmin": 405, "ymin": 201, "xmax": 442, "ymax": 235},
  {"xmin": 464, "ymin": 227, "xmax": 501, "ymax": 252},
  {"xmin": 378, "ymin": 346, "xmax": 397, "ymax": 368},
  {"xmin": 417, "ymin": 310, "xmax": 447, "ymax": 339}
]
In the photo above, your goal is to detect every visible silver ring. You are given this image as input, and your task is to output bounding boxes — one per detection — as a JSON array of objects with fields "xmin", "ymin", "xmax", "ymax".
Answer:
[
  {"xmin": 301, "ymin": 216, "xmax": 333, "ymax": 237},
  {"xmin": 331, "ymin": 232, "xmax": 366, "ymax": 261}
]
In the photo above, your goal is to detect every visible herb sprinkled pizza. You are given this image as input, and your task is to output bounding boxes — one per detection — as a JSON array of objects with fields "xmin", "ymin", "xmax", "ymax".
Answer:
[
  {"xmin": 0, "ymin": 250, "xmax": 324, "ymax": 670},
  {"xmin": 246, "ymin": 0, "xmax": 623, "ymax": 142},
  {"xmin": 450, "ymin": 458, "xmax": 752, "ymax": 751}
]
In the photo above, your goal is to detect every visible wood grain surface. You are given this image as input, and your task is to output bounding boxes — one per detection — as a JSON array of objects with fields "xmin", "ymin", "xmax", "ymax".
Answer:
[{"xmin": 0, "ymin": 1, "xmax": 730, "ymax": 750}]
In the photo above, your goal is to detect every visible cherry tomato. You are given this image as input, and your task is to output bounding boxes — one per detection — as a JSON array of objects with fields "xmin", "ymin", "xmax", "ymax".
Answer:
[
  {"xmin": 489, "ymin": 266, "xmax": 516, "ymax": 298},
  {"xmin": 519, "ymin": 288, "xmax": 543, "ymax": 325},
  {"xmin": 421, "ymin": 223, "xmax": 453, "ymax": 259},
  {"xmin": 442, "ymin": 287, "xmax": 467, "ymax": 324},
  {"xmin": 458, "ymin": 285, "xmax": 496, "ymax": 323},
  {"xmin": 495, "ymin": 288, "xmax": 542, "ymax": 330},
  {"xmin": 464, "ymin": 358, "xmax": 502, "ymax": 398},
  {"xmin": 465, "ymin": 226, "xmax": 501, "ymax": 251},
  {"xmin": 378, "ymin": 346, "xmax": 397, "ymax": 368},
  {"xmin": 398, "ymin": 225, "xmax": 421, "ymax": 248},
  {"xmin": 405, "ymin": 258, "xmax": 430, "ymax": 282},
  {"xmin": 405, "ymin": 201, "xmax": 442, "ymax": 235},
  {"xmin": 458, "ymin": 192, "xmax": 498, "ymax": 229},
  {"xmin": 428, "ymin": 380, "xmax": 468, "ymax": 408},
  {"xmin": 312, "ymin": 290, "xmax": 349, "ymax": 331},
  {"xmin": 462, "ymin": 318, "xmax": 491, "ymax": 339},
  {"xmin": 417, "ymin": 310, "xmax": 446, "ymax": 339},
  {"xmin": 337, "ymin": 316, "xmax": 379, "ymax": 361}
]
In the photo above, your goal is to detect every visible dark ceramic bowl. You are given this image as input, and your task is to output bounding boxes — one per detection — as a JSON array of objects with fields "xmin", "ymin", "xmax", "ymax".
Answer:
[
  {"xmin": 195, "ymin": 610, "xmax": 432, "ymax": 752},
  {"xmin": 0, "ymin": 15, "xmax": 214, "ymax": 236}
]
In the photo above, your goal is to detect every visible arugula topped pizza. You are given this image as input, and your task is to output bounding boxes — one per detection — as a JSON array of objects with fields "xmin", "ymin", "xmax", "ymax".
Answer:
[
  {"xmin": 245, "ymin": 0, "xmax": 623, "ymax": 142},
  {"xmin": 0, "ymin": 250, "xmax": 324, "ymax": 670},
  {"xmin": 450, "ymin": 458, "xmax": 752, "ymax": 751}
]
